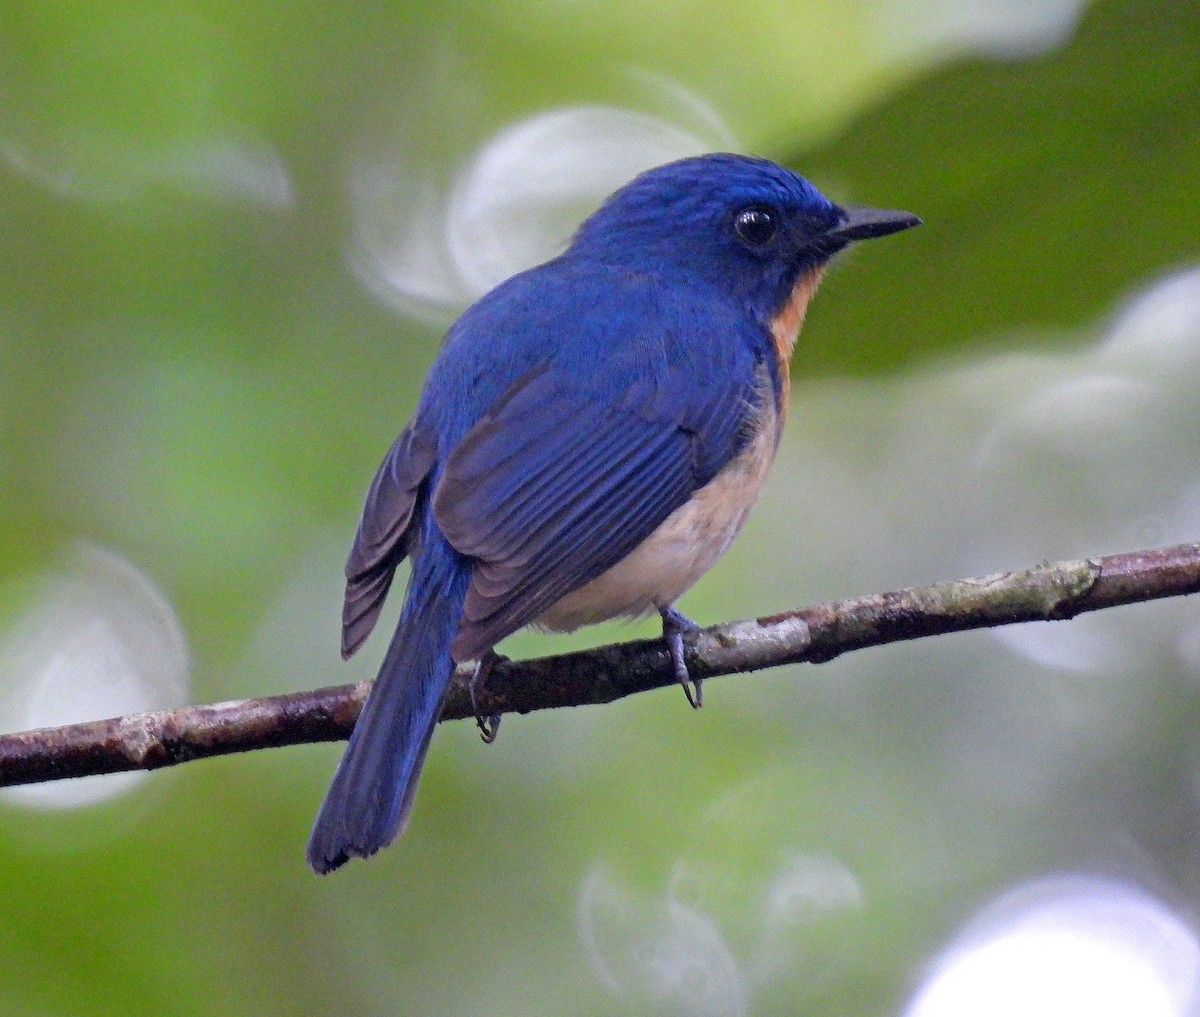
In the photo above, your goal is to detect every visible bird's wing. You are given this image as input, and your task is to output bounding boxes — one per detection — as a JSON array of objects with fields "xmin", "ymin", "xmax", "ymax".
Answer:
[
  {"xmin": 341, "ymin": 422, "xmax": 438, "ymax": 658},
  {"xmin": 433, "ymin": 355, "xmax": 760, "ymax": 662}
]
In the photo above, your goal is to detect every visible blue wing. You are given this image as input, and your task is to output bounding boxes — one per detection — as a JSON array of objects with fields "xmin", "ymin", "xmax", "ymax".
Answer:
[
  {"xmin": 433, "ymin": 343, "xmax": 763, "ymax": 663},
  {"xmin": 340, "ymin": 422, "xmax": 438, "ymax": 659}
]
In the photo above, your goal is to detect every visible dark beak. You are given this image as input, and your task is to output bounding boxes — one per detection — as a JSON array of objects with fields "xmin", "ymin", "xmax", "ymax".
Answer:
[{"xmin": 825, "ymin": 206, "xmax": 922, "ymax": 242}]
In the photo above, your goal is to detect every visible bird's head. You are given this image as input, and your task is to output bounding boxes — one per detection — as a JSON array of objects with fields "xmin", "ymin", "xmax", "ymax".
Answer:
[{"xmin": 569, "ymin": 153, "xmax": 919, "ymax": 317}]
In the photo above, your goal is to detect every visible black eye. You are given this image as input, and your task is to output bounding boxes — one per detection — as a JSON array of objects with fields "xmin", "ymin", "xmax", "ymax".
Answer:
[{"xmin": 732, "ymin": 205, "xmax": 778, "ymax": 247}]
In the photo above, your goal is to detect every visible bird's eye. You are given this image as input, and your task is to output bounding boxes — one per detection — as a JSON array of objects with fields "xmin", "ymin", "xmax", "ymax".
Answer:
[{"xmin": 732, "ymin": 206, "xmax": 778, "ymax": 248}]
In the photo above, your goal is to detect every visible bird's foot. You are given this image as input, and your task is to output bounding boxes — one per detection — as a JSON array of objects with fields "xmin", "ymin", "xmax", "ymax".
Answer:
[
  {"xmin": 469, "ymin": 650, "xmax": 508, "ymax": 743},
  {"xmin": 659, "ymin": 605, "xmax": 703, "ymax": 709}
]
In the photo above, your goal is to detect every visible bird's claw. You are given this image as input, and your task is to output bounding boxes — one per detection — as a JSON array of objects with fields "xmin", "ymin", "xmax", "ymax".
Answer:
[
  {"xmin": 469, "ymin": 650, "xmax": 507, "ymax": 743},
  {"xmin": 660, "ymin": 605, "xmax": 703, "ymax": 709}
]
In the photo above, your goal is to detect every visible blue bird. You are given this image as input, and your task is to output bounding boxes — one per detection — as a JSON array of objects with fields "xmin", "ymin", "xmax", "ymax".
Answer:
[{"xmin": 308, "ymin": 153, "xmax": 919, "ymax": 873}]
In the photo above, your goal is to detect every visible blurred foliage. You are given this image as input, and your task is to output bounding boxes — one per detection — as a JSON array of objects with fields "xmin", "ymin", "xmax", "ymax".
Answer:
[
  {"xmin": 0, "ymin": 1, "xmax": 1198, "ymax": 1016},
  {"xmin": 797, "ymin": 0, "xmax": 1200, "ymax": 373}
]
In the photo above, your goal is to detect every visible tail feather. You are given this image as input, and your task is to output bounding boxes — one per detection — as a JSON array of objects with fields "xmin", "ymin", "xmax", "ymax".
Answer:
[{"xmin": 308, "ymin": 551, "xmax": 469, "ymax": 874}]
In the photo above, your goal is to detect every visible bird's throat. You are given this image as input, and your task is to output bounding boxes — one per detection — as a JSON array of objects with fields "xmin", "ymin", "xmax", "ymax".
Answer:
[{"xmin": 769, "ymin": 265, "xmax": 826, "ymax": 418}]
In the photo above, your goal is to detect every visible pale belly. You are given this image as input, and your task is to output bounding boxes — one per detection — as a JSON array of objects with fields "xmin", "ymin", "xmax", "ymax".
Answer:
[{"xmin": 535, "ymin": 392, "xmax": 780, "ymax": 632}]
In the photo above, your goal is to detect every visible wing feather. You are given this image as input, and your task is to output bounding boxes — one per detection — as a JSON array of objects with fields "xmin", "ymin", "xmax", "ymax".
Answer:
[
  {"xmin": 433, "ymin": 361, "xmax": 756, "ymax": 662},
  {"xmin": 340, "ymin": 423, "xmax": 437, "ymax": 658}
]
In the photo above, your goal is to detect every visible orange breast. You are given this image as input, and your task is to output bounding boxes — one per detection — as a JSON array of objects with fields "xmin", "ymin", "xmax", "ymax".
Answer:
[{"xmin": 769, "ymin": 265, "xmax": 825, "ymax": 423}]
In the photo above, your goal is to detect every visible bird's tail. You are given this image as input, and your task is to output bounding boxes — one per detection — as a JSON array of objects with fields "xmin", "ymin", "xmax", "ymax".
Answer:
[{"xmin": 307, "ymin": 544, "xmax": 469, "ymax": 874}]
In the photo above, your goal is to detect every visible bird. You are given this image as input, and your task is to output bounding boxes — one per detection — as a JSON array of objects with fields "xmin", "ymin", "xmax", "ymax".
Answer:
[{"xmin": 307, "ymin": 152, "xmax": 919, "ymax": 873}]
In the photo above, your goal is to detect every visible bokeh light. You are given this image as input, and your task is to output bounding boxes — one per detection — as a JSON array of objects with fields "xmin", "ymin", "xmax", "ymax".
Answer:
[
  {"xmin": 0, "ymin": 543, "xmax": 189, "ymax": 808},
  {"xmin": 350, "ymin": 91, "xmax": 735, "ymax": 322},
  {"xmin": 579, "ymin": 864, "xmax": 751, "ymax": 1017},
  {"xmin": 906, "ymin": 876, "xmax": 1200, "ymax": 1017},
  {"xmin": 877, "ymin": 0, "xmax": 1091, "ymax": 59},
  {"xmin": 0, "ymin": 7, "xmax": 292, "ymax": 207}
]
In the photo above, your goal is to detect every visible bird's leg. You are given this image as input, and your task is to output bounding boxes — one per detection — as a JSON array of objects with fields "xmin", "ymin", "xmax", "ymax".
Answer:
[
  {"xmin": 659, "ymin": 605, "xmax": 703, "ymax": 709},
  {"xmin": 469, "ymin": 649, "xmax": 508, "ymax": 744}
]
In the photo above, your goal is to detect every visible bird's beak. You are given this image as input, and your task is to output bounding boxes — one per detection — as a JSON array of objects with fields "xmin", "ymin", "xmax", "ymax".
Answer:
[{"xmin": 826, "ymin": 206, "xmax": 922, "ymax": 242}]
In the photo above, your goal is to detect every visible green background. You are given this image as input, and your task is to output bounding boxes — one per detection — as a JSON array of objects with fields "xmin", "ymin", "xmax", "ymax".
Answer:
[{"xmin": 2, "ymin": 0, "xmax": 1199, "ymax": 1014}]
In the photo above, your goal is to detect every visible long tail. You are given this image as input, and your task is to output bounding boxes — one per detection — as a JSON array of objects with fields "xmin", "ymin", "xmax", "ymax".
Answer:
[{"xmin": 307, "ymin": 544, "xmax": 469, "ymax": 874}]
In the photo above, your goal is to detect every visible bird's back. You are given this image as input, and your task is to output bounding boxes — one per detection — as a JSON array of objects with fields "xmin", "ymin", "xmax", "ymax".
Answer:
[{"xmin": 418, "ymin": 256, "xmax": 773, "ymax": 454}]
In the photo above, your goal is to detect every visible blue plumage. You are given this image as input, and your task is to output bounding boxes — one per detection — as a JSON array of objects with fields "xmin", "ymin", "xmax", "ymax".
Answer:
[{"xmin": 308, "ymin": 153, "xmax": 918, "ymax": 873}]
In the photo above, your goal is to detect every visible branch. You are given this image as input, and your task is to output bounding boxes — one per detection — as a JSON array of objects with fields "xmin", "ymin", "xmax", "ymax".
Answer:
[{"xmin": 2, "ymin": 542, "xmax": 1199, "ymax": 788}]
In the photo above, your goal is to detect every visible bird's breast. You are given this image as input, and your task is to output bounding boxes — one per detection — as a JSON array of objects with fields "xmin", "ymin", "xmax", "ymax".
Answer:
[{"xmin": 535, "ymin": 373, "xmax": 781, "ymax": 632}]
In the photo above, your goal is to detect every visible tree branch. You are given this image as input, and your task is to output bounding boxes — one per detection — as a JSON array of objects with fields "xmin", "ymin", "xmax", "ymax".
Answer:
[{"xmin": 2, "ymin": 542, "xmax": 1198, "ymax": 788}]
